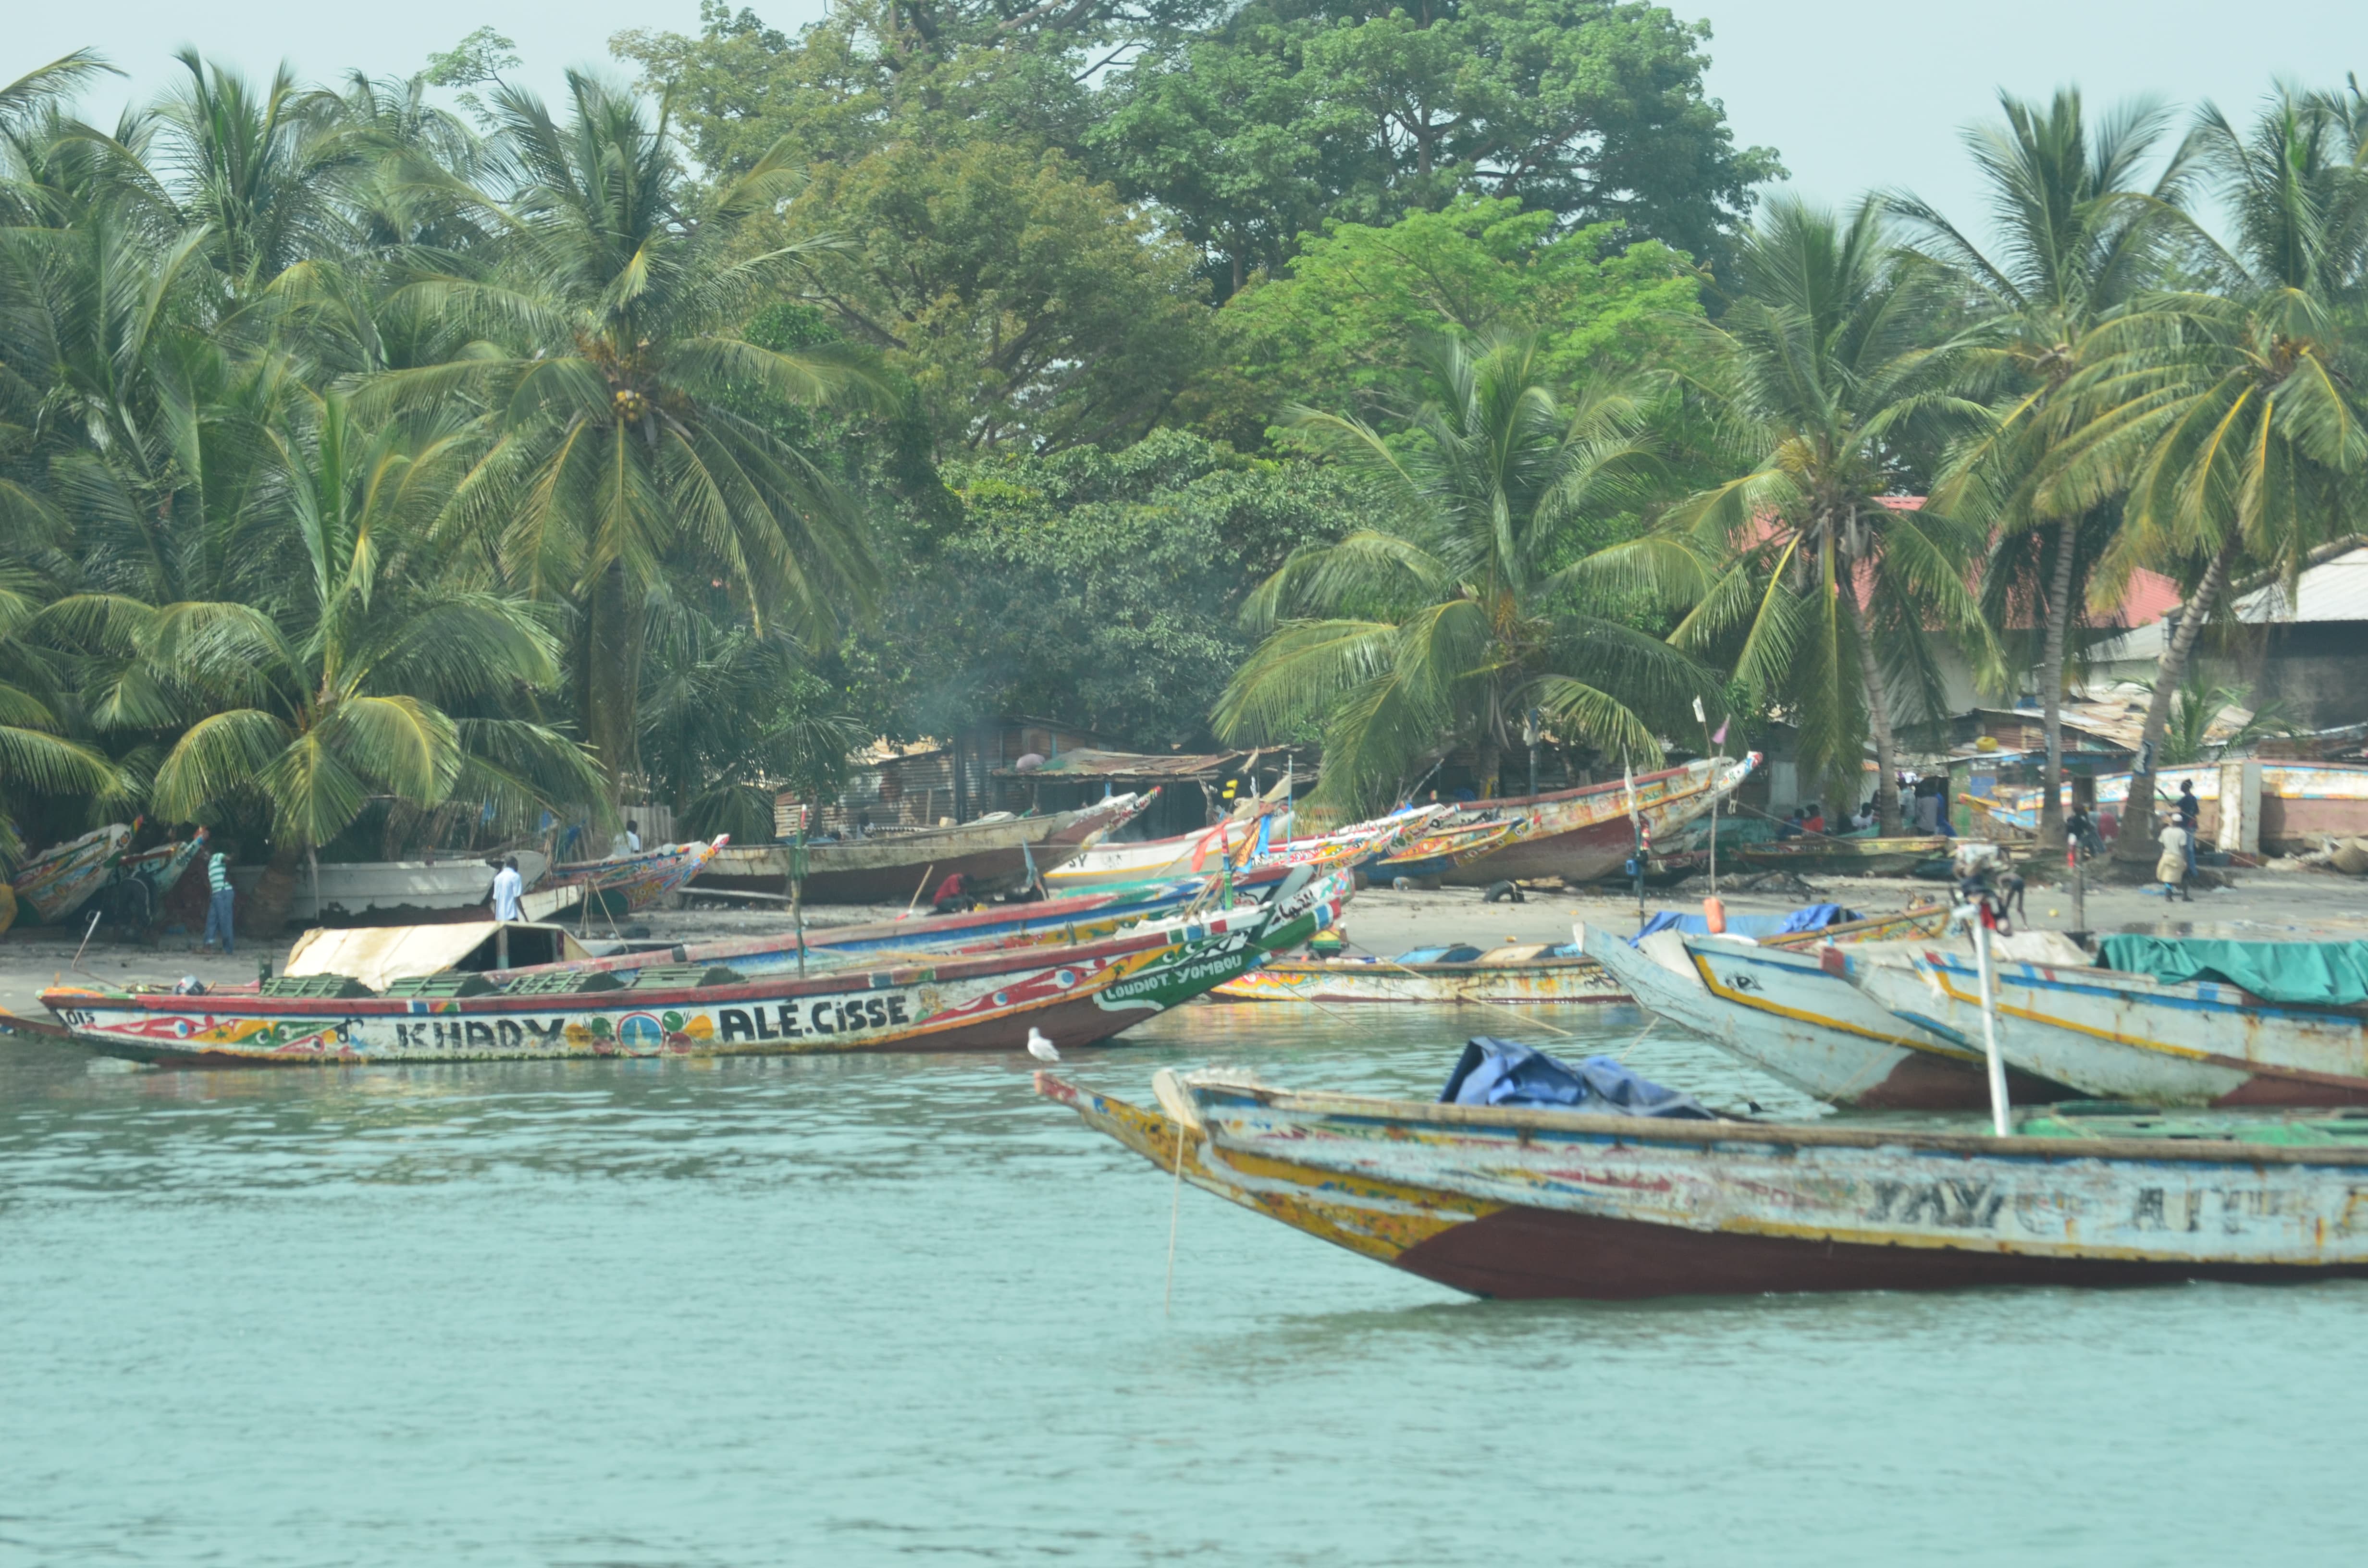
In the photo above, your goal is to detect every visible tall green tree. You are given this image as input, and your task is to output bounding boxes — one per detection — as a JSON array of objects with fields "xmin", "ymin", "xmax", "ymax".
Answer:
[
  {"xmin": 387, "ymin": 73, "xmax": 881, "ymax": 796},
  {"xmin": 1894, "ymin": 88, "xmax": 2195, "ymax": 849},
  {"xmin": 47, "ymin": 392, "xmax": 604, "ymax": 932},
  {"xmin": 2047, "ymin": 89, "xmax": 2368, "ymax": 866},
  {"xmin": 1663, "ymin": 196, "xmax": 1993, "ymax": 833},
  {"xmin": 1216, "ymin": 333, "xmax": 1712, "ymax": 810}
]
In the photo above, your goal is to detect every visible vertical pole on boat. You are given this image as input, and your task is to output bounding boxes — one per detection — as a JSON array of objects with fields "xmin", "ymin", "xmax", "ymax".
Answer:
[
  {"xmin": 1973, "ymin": 907, "xmax": 2012, "ymax": 1137},
  {"xmin": 1694, "ymin": 697, "xmax": 1716, "ymax": 898},
  {"xmin": 1624, "ymin": 754, "xmax": 1643, "ymax": 918},
  {"xmin": 792, "ymin": 808, "xmax": 808, "ymax": 978}
]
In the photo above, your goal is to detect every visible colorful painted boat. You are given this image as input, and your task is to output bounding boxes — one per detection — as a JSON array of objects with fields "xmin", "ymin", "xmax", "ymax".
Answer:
[
  {"xmin": 503, "ymin": 874, "xmax": 1274, "ymax": 985},
  {"xmin": 1842, "ymin": 946, "xmax": 2368, "ymax": 1108},
  {"xmin": 703, "ymin": 794, "xmax": 1150, "ymax": 904},
  {"xmin": 1437, "ymin": 755, "xmax": 1760, "ymax": 887},
  {"xmin": 9, "ymin": 824, "xmax": 134, "ymax": 923},
  {"xmin": 1042, "ymin": 811, "xmax": 1266, "ymax": 894},
  {"xmin": 1369, "ymin": 818, "xmax": 1525, "ymax": 882},
  {"xmin": 1213, "ymin": 906, "xmax": 1954, "ymax": 1007},
  {"xmin": 1586, "ymin": 923, "xmax": 2073, "ymax": 1110},
  {"xmin": 1038, "ymin": 1068, "xmax": 2368, "ymax": 1298},
  {"xmin": 541, "ymin": 835, "xmax": 729, "ymax": 918},
  {"xmin": 114, "ymin": 832, "xmax": 210, "ymax": 901},
  {"xmin": 1213, "ymin": 943, "xmax": 1625, "ymax": 1004},
  {"xmin": 38, "ymin": 871, "xmax": 1349, "ymax": 1067},
  {"xmin": 226, "ymin": 850, "xmax": 553, "ymax": 924}
]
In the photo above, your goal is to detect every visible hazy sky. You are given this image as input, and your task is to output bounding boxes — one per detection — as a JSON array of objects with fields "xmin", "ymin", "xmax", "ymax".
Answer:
[{"xmin": 9, "ymin": 1, "xmax": 2365, "ymax": 244}]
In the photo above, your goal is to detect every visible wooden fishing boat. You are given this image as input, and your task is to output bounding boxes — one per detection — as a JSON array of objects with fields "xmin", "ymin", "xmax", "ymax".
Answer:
[
  {"xmin": 1841, "ymin": 944, "xmax": 2368, "ymax": 1108},
  {"xmin": 1432, "ymin": 755, "xmax": 1759, "ymax": 887},
  {"xmin": 226, "ymin": 849, "xmax": 553, "ymax": 924},
  {"xmin": 1586, "ymin": 922, "xmax": 2073, "ymax": 1110},
  {"xmin": 1039, "ymin": 1069, "xmax": 2368, "ymax": 1298},
  {"xmin": 500, "ymin": 874, "xmax": 1261, "ymax": 985},
  {"xmin": 1214, "ymin": 943, "xmax": 1625, "ymax": 1004},
  {"xmin": 1369, "ymin": 818, "xmax": 1524, "ymax": 882},
  {"xmin": 38, "ymin": 872, "xmax": 1349, "ymax": 1067},
  {"xmin": 702, "ymin": 794, "xmax": 1149, "ymax": 904},
  {"xmin": 1213, "ymin": 906, "xmax": 1954, "ymax": 1007},
  {"xmin": 114, "ymin": 832, "xmax": 210, "ymax": 901},
  {"xmin": 1043, "ymin": 811, "xmax": 1265, "ymax": 894},
  {"xmin": 9, "ymin": 824, "xmax": 134, "ymax": 923},
  {"xmin": 1731, "ymin": 835, "xmax": 1952, "ymax": 876},
  {"xmin": 540, "ymin": 835, "xmax": 729, "ymax": 918}
]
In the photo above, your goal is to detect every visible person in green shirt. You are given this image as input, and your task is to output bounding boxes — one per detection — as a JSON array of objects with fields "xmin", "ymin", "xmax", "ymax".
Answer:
[{"xmin": 202, "ymin": 845, "xmax": 236, "ymax": 955}]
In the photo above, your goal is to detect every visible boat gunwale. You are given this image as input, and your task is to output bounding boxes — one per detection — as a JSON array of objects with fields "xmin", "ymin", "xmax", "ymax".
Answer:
[{"xmin": 1203, "ymin": 1081, "xmax": 2368, "ymax": 1166}]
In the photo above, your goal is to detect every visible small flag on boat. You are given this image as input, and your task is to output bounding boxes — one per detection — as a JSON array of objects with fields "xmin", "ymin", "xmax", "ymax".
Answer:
[
  {"xmin": 1711, "ymin": 720, "xmax": 1729, "ymax": 746},
  {"xmin": 1692, "ymin": 697, "xmax": 1705, "ymax": 723}
]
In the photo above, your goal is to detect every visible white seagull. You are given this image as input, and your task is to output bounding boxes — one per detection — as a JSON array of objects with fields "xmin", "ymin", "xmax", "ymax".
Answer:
[{"xmin": 1026, "ymin": 1028, "xmax": 1060, "ymax": 1063}]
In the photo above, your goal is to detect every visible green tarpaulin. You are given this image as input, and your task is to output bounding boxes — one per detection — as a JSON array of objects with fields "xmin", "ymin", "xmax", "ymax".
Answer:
[{"xmin": 2095, "ymin": 936, "xmax": 2368, "ymax": 1007}]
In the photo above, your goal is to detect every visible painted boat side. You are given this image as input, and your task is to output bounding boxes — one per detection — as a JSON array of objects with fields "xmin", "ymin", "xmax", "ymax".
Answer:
[
  {"xmin": 13, "ymin": 825, "xmax": 133, "ymax": 922},
  {"xmin": 1038, "ymin": 1074, "xmax": 2368, "ymax": 1298},
  {"xmin": 546, "ymin": 837, "xmax": 726, "ymax": 914},
  {"xmin": 1211, "ymin": 956, "xmax": 1628, "ymax": 1004},
  {"xmin": 1440, "ymin": 756, "xmax": 1757, "ymax": 886},
  {"xmin": 1845, "ymin": 950, "xmax": 2368, "ymax": 1108},
  {"xmin": 1586, "ymin": 928, "xmax": 2004, "ymax": 1109},
  {"xmin": 42, "ymin": 879, "xmax": 1344, "ymax": 1066},
  {"xmin": 1732, "ymin": 836, "xmax": 1951, "ymax": 876},
  {"xmin": 1193, "ymin": 1082, "xmax": 2368, "ymax": 1296}
]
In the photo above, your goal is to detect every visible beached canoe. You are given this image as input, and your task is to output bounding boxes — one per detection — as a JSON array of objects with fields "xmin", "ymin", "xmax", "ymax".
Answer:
[
  {"xmin": 1214, "ymin": 943, "xmax": 1625, "ymax": 1004},
  {"xmin": 704, "ymin": 794, "xmax": 1150, "ymax": 904},
  {"xmin": 1587, "ymin": 922, "xmax": 2074, "ymax": 1110},
  {"xmin": 225, "ymin": 849, "xmax": 553, "ymax": 925},
  {"xmin": 39, "ymin": 872, "xmax": 1348, "ymax": 1067},
  {"xmin": 10, "ymin": 824, "xmax": 134, "ymax": 923},
  {"xmin": 1369, "ymin": 818, "xmax": 1525, "ymax": 882},
  {"xmin": 1213, "ymin": 905, "xmax": 1953, "ymax": 1007},
  {"xmin": 1841, "ymin": 944, "xmax": 2368, "ymax": 1108},
  {"xmin": 540, "ymin": 835, "xmax": 729, "ymax": 919},
  {"xmin": 498, "ymin": 875, "xmax": 1260, "ymax": 985},
  {"xmin": 1731, "ymin": 835, "xmax": 1953, "ymax": 876},
  {"xmin": 1038, "ymin": 1068, "xmax": 2368, "ymax": 1298},
  {"xmin": 1435, "ymin": 755, "xmax": 1759, "ymax": 887}
]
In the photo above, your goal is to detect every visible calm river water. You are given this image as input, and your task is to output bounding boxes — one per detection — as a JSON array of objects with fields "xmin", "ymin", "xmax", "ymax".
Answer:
[{"xmin": 3, "ymin": 1002, "xmax": 2362, "ymax": 1566}]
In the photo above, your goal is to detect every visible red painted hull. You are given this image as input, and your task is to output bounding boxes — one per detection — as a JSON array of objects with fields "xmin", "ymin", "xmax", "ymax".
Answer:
[
  {"xmin": 1849, "ymin": 1053, "xmax": 2078, "ymax": 1112},
  {"xmin": 1393, "ymin": 1203, "xmax": 2368, "ymax": 1299}
]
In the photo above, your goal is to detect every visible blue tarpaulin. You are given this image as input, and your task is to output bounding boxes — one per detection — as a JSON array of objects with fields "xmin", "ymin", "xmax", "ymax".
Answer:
[
  {"xmin": 1438, "ymin": 1038, "xmax": 1715, "ymax": 1118},
  {"xmin": 1629, "ymin": 903, "xmax": 1855, "ymax": 945}
]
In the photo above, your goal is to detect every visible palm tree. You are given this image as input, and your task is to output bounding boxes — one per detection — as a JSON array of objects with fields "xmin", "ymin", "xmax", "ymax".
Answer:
[
  {"xmin": 1894, "ymin": 89, "xmax": 2195, "ymax": 849},
  {"xmin": 1214, "ymin": 334, "xmax": 1713, "ymax": 812},
  {"xmin": 379, "ymin": 73, "xmax": 881, "ymax": 798},
  {"xmin": 2045, "ymin": 89, "xmax": 2368, "ymax": 866},
  {"xmin": 44, "ymin": 392, "xmax": 604, "ymax": 933},
  {"xmin": 1663, "ymin": 196, "xmax": 1994, "ymax": 833}
]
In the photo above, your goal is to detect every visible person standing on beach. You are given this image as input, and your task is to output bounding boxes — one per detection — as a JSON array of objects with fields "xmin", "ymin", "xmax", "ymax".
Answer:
[
  {"xmin": 202, "ymin": 844, "xmax": 235, "ymax": 954},
  {"xmin": 492, "ymin": 856, "xmax": 523, "ymax": 922},
  {"xmin": 2156, "ymin": 819, "xmax": 2192, "ymax": 903},
  {"xmin": 2175, "ymin": 780, "xmax": 2201, "ymax": 878}
]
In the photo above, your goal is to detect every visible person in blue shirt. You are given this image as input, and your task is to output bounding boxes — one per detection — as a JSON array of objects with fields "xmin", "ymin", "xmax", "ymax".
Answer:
[{"xmin": 202, "ymin": 845, "xmax": 235, "ymax": 955}]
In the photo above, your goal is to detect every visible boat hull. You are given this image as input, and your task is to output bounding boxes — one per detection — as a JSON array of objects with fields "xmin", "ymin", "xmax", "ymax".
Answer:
[
  {"xmin": 1041, "ymin": 1075, "xmax": 2368, "ymax": 1299},
  {"xmin": 1587, "ymin": 927, "xmax": 2066, "ymax": 1110},
  {"xmin": 12, "ymin": 825, "xmax": 133, "ymax": 923},
  {"xmin": 1212, "ymin": 956, "xmax": 1627, "ymax": 1004},
  {"xmin": 42, "ymin": 880, "xmax": 1344, "ymax": 1067},
  {"xmin": 1439, "ymin": 756, "xmax": 1758, "ymax": 886},
  {"xmin": 1732, "ymin": 837, "xmax": 1951, "ymax": 877},
  {"xmin": 703, "ymin": 796, "xmax": 1143, "ymax": 904},
  {"xmin": 545, "ymin": 837, "xmax": 726, "ymax": 916},
  {"xmin": 1845, "ymin": 949, "xmax": 2368, "ymax": 1108},
  {"xmin": 226, "ymin": 851, "xmax": 552, "ymax": 924}
]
